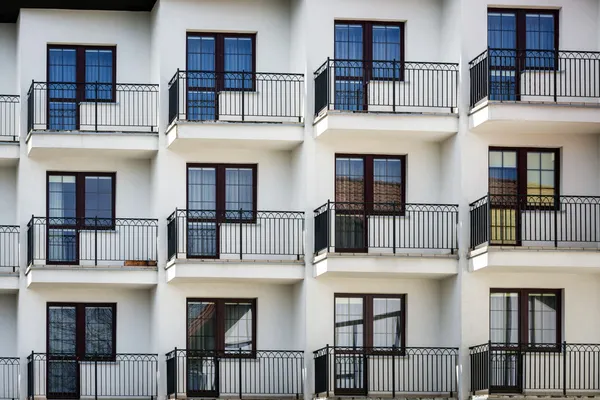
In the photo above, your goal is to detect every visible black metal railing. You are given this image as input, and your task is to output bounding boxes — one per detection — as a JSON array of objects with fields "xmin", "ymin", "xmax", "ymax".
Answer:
[
  {"xmin": 0, "ymin": 95, "xmax": 19, "ymax": 141},
  {"xmin": 0, "ymin": 357, "xmax": 19, "ymax": 400},
  {"xmin": 167, "ymin": 209, "xmax": 305, "ymax": 261},
  {"xmin": 469, "ymin": 194, "xmax": 600, "ymax": 249},
  {"xmin": 314, "ymin": 58, "xmax": 458, "ymax": 116},
  {"xmin": 168, "ymin": 70, "xmax": 304, "ymax": 125},
  {"xmin": 0, "ymin": 226, "xmax": 19, "ymax": 273},
  {"xmin": 470, "ymin": 342, "xmax": 600, "ymax": 395},
  {"xmin": 469, "ymin": 48, "xmax": 600, "ymax": 107},
  {"xmin": 166, "ymin": 348, "xmax": 304, "ymax": 399},
  {"xmin": 314, "ymin": 201, "xmax": 458, "ymax": 255},
  {"xmin": 314, "ymin": 345, "xmax": 458, "ymax": 397},
  {"xmin": 27, "ymin": 216, "xmax": 158, "ymax": 267},
  {"xmin": 27, "ymin": 81, "xmax": 159, "ymax": 133},
  {"xmin": 27, "ymin": 352, "xmax": 158, "ymax": 400}
]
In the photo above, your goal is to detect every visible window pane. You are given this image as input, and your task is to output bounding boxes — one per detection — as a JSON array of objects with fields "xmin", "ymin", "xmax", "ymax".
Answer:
[
  {"xmin": 373, "ymin": 298, "xmax": 402, "ymax": 348},
  {"xmin": 525, "ymin": 14, "xmax": 555, "ymax": 68},
  {"xmin": 85, "ymin": 176, "xmax": 113, "ymax": 222},
  {"xmin": 487, "ymin": 12, "xmax": 516, "ymax": 49},
  {"xmin": 335, "ymin": 157, "xmax": 364, "ymax": 205},
  {"xmin": 187, "ymin": 36, "xmax": 216, "ymax": 72},
  {"xmin": 489, "ymin": 150, "xmax": 518, "ymax": 199},
  {"xmin": 528, "ymin": 293, "xmax": 558, "ymax": 345},
  {"xmin": 187, "ymin": 222, "xmax": 218, "ymax": 257},
  {"xmin": 490, "ymin": 292, "xmax": 519, "ymax": 344},
  {"xmin": 335, "ymin": 24, "xmax": 363, "ymax": 60},
  {"xmin": 188, "ymin": 167, "xmax": 216, "ymax": 211},
  {"xmin": 372, "ymin": 25, "xmax": 401, "ymax": 79},
  {"xmin": 187, "ymin": 301, "xmax": 217, "ymax": 351},
  {"xmin": 225, "ymin": 168, "xmax": 254, "ymax": 218},
  {"xmin": 48, "ymin": 175, "xmax": 77, "ymax": 224},
  {"xmin": 85, "ymin": 49, "xmax": 114, "ymax": 100},
  {"xmin": 224, "ymin": 302, "xmax": 254, "ymax": 352},
  {"xmin": 526, "ymin": 151, "xmax": 556, "ymax": 201},
  {"xmin": 85, "ymin": 306, "xmax": 114, "ymax": 356},
  {"xmin": 335, "ymin": 297, "xmax": 364, "ymax": 347},
  {"xmin": 373, "ymin": 158, "xmax": 402, "ymax": 211},
  {"xmin": 224, "ymin": 37, "xmax": 253, "ymax": 89},
  {"xmin": 49, "ymin": 48, "xmax": 77, "ymax": 84},
  {"xmin": 48, "ymin": 306, "xmax": 77, "ymax": 354}
]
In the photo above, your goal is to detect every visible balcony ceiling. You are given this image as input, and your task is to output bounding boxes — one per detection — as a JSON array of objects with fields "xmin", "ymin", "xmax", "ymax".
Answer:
[{"xmin": 0, "ymin": 0, "xmax": 157, "ymax": 23}]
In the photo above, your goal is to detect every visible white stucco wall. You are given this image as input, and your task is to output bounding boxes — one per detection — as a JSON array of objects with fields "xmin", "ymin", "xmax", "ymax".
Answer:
[
  {"xmin": 0, "ymin": 24, "xmax": 17, "ymax": 94},
  {"xmin": 0, "ymin": 294, "xmax": 17, "ymax": 356}
]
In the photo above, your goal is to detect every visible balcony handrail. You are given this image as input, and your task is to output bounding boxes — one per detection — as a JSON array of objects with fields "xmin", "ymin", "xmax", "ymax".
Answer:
[
  {"xmin": 27, "ymin": 352, "xmax": 158, "ymax": 399},
  {"xmin": 314, "ymin": 200, "xmax": 459, "ymax": 255},
  {"xmin": 166, "ymin": 347, "xmax": 304, "ymax": 399},
  {"xmin": 27, "ymin": 81, "xmax": 159, "ymax": 133},
  {"xmin": 169, "ymin": 69, "xmax": 304, "ymax": 87},
  {"xmin": 0, "ymin": 94, "xmax": 19, "ymax": 141},
  {"xmin": 470, "ymin": 341, "xmax": 600, "ymax": 395},
  {"xmin": 27, "ymin": 215, "xmax": 159, "ymax": 267},
  {"xmin": 167, "ymin": 208, "xmax": 305, "ymax": 261},
  {"xmin": 0, "ymin": 357, "xmax": 19, "ymax": 400},
  {"xmin": 314, "ymin": 344, "xmax": 458, "ymax": 397},
  {"xmin": 0, "ymin": 225, "xmax": 19, "ymax": 273}
]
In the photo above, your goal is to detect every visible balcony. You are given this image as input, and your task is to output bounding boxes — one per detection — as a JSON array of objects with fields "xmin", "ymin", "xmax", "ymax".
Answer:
[
  {"xmin": 166, "ymin": 348, "xmax": 304, "ymax": 399},
  {"xmin": 27, "ymin": 353, "xmax": 158, "ymax": 400},
  {"xmin": 469, "ymin": 194, "xmax": 600, "ymax": 272},
  {"xmin": 166, "ymin": 70, "xmax": 304, "ymax": 150},
  {"xmin": 26, "ymin": 216, "xmax": 158, "ymax": 287},
  {"xmin": 166, "ymin": 209, "xmax": 305, "ymax": 283},
  {"xmin": 313, "ymin": 201, "xmax": 459, "ymax": 278},
  {"xmin": 0, "ymin": 357, "xmax": 19, "ymax": 400},
  {"xmin": 313, "ymin": 59, "xmax": 459, "ymax": 141},
  {"xmin": 314, "ymin": 346, "xmax": 458, "ymax": 398},
  {"xmin": 470, "ymin": 342, "xmax": 600, "ymax": 396},
  {"xmin": 26, "ymin": 81, "xmax": 159, "ymax": 158},
  {"xmin": 0, "ymin": 95, "xmax": 19, "ymax": 163},
  {"xmin": 0, "ymin": 225, "xmax": 19, "ymax": 291},
  {"xmin": 469, "ymin": 49, "xmax": 600, "ymax": 134}
]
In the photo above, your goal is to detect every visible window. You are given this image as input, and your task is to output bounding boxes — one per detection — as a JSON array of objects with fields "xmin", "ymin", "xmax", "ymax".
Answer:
[
  {"xmin": 47, "ymin": 303, "xmax": 116, "ymax": 358},
  {"xmin": 187, "ymin": 298, "xmax": 256, "ymax": 352},
  {"xmin": 334, "ymin": 21, "xmax": 404, "ymax": 110},
  {"xmin": 47, "ymin": 172, "xmax": 115, "ymax": 263},
  {"xmin": 186, "ymin": 33, "xmax": 256, "ymax": 120},
  {"xmin": 47, "ymin": 45, "xmax": 116, "ymax": 130},
  {"xmin": 335, "ymin": 154, "xmax": 406, "ymax": 211},
  {"xmin": 489, "ymin": 148, "xmax": 559, "ymax": 201},
  {"xmin": 490, "ymin": 289, "xmax": 562, "ymax": 347},
  {"xmin": 334, "ymin": 294, "xmax": 405, "ymax": 349}
]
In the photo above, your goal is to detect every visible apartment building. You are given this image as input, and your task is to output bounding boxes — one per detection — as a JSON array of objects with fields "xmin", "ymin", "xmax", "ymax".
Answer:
[{"xmin": 0, "ymin": 1, "xmax": 600, "ymax": 400}]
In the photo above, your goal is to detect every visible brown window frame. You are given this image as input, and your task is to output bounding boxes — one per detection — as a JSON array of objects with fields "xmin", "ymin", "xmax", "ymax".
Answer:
[
  {"xmin": 488, "ymin": 147, "xmax": 560, "ymax": 210},
  {"xmin": 334, "ymin": 20, "xmax": 406, "ymax": 81},
  {"xmin": 186, "ymin": 298, "xmax": 257, "ymax": 355},
  {"xmin": 335, "ymin": 154, "xmax": 407, "ymax": 215},
  {"xmin": 186, "ymin": 32, "xmax": 257, "ymax": 91},
  {"xmin": 46, "ymin": 302, "xmax": 117, "ymax": 361},
  {"xmin": 47, "ymin": 44, "xmax": 118, "ymax": 102},
  {"xmin": 489, "ymin": 288, "xmax": 562, "ymax": 350},
  {"xmin": 186, "ymin": 163, "xmax": 258, "ymax": 222},
  {"xmin": 46, "ymin": 171, "xmax": 117, "ymax": 229},
  {"xmin": 334, "ymin": 293, "xmax": 406, "ymax": 353}
]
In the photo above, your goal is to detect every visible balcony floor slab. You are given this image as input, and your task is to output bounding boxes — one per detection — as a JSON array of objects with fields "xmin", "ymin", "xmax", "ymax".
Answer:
[
  {"xmin": 313, "ymin": 252, "xmax": 458, "ymax": 279},
  {"xmin": 0, "ymin": 273, "xmax": 19, "ymax": 292},
  {"xmin": 314, "ymin": 111, "xmax": 458, "ymax": 142},
  {"xmin": 469, "ymin": 101, "xmax": 600, "ymax": 135},
  {"xmin": 166, "ymin": 121, "xmax": 304, "ymax": 151},
  {"xmin": 0, "ymin": 142, "xmax": 20, "ymax": 165},
  {"xmin": 25, "ymin": 265, "xmax": 158, "ymax": 288},
  {"xmin": 468, "ymin": 245, "xmax": 600, "ymax": 273},
  {"xmin": 166, "ymin": 258, "xmax": 305, "ymax": 284},
  {"xmin": 26, "ymin": 131, "xmax": 159, "ymax": 159}
]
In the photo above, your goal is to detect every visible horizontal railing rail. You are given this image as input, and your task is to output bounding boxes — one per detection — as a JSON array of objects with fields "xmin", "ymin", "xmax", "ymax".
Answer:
[
  {"xmin": 314, "ymin": 200, "xmax": 458, "ymax": 255},
  {"xmin": 470, "ymin": 342, "xmax": 600, "ymax": 395},
  {"xmin": 167, "ymin": 209, "xmax": 305, "ymax": 261},
  {"xmin": 314, "ymin": 58, "xmax": 458, "ymax": 116},
  {"xmin": 0, "ymin": 357, "xmax": 19, "ymax": 400},
  {"xmin": 314, "ymin": 345, "xmax": 458, "ymax": 397},
  {"xmin": 168, "ymin": 69, "xmax": 304, "ymax": 125},
  {"xmin": 469, "ymin": 48, "xmax": 600, "ymax": 107},
  {"xmin": 27, "ymin": 216, "xmax": 158, "ymax": 267},
  {"xmin": 0, "ymin": 95, "xmax": 19, "ymax": 141},
  {"xmin": 27, "ymin": 352, "xmax": 158, "ymax": 399},
  {"xmin": 469, "ymin": 194, "xmax": 600, "ymax": 249},
  {"xmin": 166, "ymin": 348, "xmax": 304, "ymax": 399},
  {"xmin": 0, "ymin": 226, "xmax": 19, "ymax": 273},
  {"xmin": 27, "ymin": 81, "xmax": 159, "ymax": 133}
]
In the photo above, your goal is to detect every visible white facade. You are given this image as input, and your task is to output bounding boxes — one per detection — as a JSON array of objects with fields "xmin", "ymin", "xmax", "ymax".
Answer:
[{"xmin": 0, "ymin": 1, "xmax": 599, "ymax": 400}]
